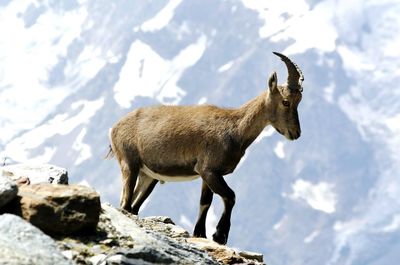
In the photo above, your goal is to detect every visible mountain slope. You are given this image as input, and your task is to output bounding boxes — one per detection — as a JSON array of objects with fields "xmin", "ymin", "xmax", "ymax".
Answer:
[{"xmin": 1, "ymin": 1, "xmax": 400, "ymax": 264}]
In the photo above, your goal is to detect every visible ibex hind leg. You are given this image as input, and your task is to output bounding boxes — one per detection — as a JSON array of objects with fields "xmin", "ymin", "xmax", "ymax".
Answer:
[
  {"xmin": 119, "ymin": 159, "xmax": 139, "ymax": 212},
  {"xmin": 131, "ymin": 172, "xmax": 158, "ymax": 215}
]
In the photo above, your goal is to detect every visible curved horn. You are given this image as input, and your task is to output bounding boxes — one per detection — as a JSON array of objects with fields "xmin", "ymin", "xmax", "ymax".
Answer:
[{"xmin": 273, "ymin": 52, "xmax": 304, "ymax": 91}]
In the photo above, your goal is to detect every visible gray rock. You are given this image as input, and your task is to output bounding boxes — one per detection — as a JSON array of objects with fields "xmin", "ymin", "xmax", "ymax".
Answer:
[
  {"xmin": 1, "ymin": 163, "xmax": 68, "ymax": 184},
  {"xmin": 100, "ymin": 248, "xmax": 176, "ymax": 265},
  {"xmin": 101, "ymin": 203, "xmax": 218, "ymax": 265},
  {"xmin": 61, "ymin": 250, "xmax": 79, "ymax": 260},
  {"xmin": 0, "ymin": 214, "xmax": 72, "ymax": 265},
  {"xmin": 54, "ymin": 203, "xmax": 264, "ymax": 265},
  {"xmin": 89, "ymin": 254, "xmax": 107, "ymax": 265},
  {"xmin": 143, "ymin": 216, "xmax": 175, "ymax": 224},
  {"xmin": 0, "ymin": 176, "xmax": 17, "ymax": 209},
  {"xmin": 140, "ymin": 215, "xmax": 190, "ymax": 239}
]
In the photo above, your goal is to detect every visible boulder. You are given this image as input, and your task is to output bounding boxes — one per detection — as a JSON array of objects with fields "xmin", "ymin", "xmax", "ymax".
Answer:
[
  {"xmin": 0, "ymin": 214, "xmax": 72, "ymax": 265},
  {"xmin": 0, "ymin": 176, "xmax": 18, "ymax": 209},
  {"xmin": 10, "ymin": 183, "xmax": 101, "ymax": 236},
  {"xmin": 1, "ymin": 163, "xmax": 68, "ymax": 184}
]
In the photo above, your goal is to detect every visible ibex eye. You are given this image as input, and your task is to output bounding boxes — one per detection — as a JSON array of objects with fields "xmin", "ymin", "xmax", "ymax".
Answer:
[{"xmin": 282, "ymin": 100, "xmax": 290, "ymax": 107}]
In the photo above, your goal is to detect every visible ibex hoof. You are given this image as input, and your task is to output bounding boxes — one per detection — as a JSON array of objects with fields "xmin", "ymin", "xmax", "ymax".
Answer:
[
  {"xmin": 120, "ymin": 204, "xmax": 132, "ymax": 213},
  {"xmin": 212, "ymin": 230, "xmax": 228, "ymax": 245},
  {"xmin": 193, "ymin": 230, "xmax": 206, "ymax": 238}
]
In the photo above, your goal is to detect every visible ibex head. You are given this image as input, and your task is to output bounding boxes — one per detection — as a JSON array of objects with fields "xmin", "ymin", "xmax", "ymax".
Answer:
[{"xmin": 267, "ymin": 52, "xmax": 304, "ymax": 140}]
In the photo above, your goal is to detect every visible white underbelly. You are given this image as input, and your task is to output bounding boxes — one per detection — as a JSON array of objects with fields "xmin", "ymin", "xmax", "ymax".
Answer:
[{"xmin": 140, "ymin": 164, "xmax": 200, "ymax": 183}]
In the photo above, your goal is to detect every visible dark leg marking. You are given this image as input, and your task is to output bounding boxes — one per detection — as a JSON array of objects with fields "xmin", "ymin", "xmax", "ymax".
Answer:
[
  {"xmin": 193, "ymin": 180, "xmax": 214, "ymax": 238},
  {"xmin": 201, "ymin": 171, "xmax": 235, "ymax": 245},
  {"xmin": 131, "ymin": 173, "xmax": 158, "ymax": 215},
  {"xmin": 120, "ymin": 160, "xmax": 139, "ymax": 212}
]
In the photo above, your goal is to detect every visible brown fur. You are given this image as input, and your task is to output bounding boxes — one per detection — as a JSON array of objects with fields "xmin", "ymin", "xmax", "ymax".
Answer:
[{"xmin": 108, "ymin": 53, "xmax": 303, "ymax": 245}]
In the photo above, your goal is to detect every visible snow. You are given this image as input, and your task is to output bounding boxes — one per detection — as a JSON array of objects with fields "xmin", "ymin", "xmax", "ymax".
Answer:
[
  {"xmin": 218, "ymin": 60, "xmax": 234, "ymax": 73},
  {"xmin": 273, "ymin": 141, "xmax": 285, "ymax": 159},
  {"xmin": 114, "ymin": 36, "xmax": 207, "ymax": 108},
  {"xmin": 2, "ymin": 98, "xmax": 104, "ymax": 162},
  {"xmin": 31, "ymin": 147, "xmax": 57, "ymax": 164},
  {"xmin": 241, "ymin": 0, "xmax": 309, "ymax": 42},
  {"xmin": 330, "ymin": 1, "xmax": 400, "ymax": 260},
  {"xmin": 336, "ymin": 45, "xmax": 375, "ymax": 74},
  {"xmin": 0, "ymin": 1, "xmax": 87, "ymax": 143},
  {"xmin": 323, "ymin": 83, "xmax": 335, "ymax": 104},
  {"xmin": 72, "ymin": 128, "xmax": 92, "ymax": 166},
  {"xmin": 271, "ymin": 1, "xmax": 338, "ymax": 55},
  {"xmin": 65, "ymin": 45, "xmax": 108, "ymax": 85},
  {"xmin": 242, "ymin": 0, "xmax": 337, "ymax": 55},
  {"xmin": 78, "ymin": 179, "xmax": 93, "ymax": 188},
  {"xmin": 1, "ymin": 0, "xmax": 400, "ymax": 264},
  {"xmin": 273, "ymin": 215, "xmax": 287, "ymax": 230},
  {"xmin": 206, "ymin": 205, "xmax": 218, "ymax": 238},
  {"xmin": 254, "ymin": 127, "xmax": 275, "ymax": 143},
  {"xmin": 304, "ymin": 230, "xmax": 320, "ymax": 244},
  {"xmin": 382, "ymin": 214, "xmax": 400, "ymax": 233},
  {"xmin": 140, "ymin": 0, "xmax": 183, "ymax": 32},
  {"xmin": 289, "ymin": 179, "xmax": 337, "ymax": 214},
  {"xmin": 198, "ymin": 97, "xmax": 207, "ymax": 105},
  {"xmin": 179, "ymin": 214, "xmax": 194, "ymax": 229}
]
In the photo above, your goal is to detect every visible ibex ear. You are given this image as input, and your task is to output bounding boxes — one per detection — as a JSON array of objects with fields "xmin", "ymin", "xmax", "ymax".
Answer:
[{"xmin": 268, "ymin": 71, "xmax": 278, "ymax": 92}]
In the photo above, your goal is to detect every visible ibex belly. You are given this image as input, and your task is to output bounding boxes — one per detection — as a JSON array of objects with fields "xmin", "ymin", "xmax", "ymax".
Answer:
[{"xmin": 140, "ymin": 164, "xmax": 200, "ymax": 183}]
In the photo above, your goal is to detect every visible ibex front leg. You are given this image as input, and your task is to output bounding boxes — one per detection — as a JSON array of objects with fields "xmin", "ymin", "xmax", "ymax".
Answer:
[
  {"xmin": 193, "ymin": 180, "xmax": 214, "ymax": 238},
  {"xmin": 201, "ymin": 171, "xmax": 235, "ymax": 245}
]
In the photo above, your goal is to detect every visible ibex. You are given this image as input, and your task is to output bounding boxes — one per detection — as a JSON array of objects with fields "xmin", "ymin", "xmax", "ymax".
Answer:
[{"xmin": 107, "ymin": 52, "xmax": 304, "ymax": 245}]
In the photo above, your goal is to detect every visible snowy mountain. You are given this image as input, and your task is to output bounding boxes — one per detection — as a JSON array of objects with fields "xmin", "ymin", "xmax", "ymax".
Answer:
[{"xmin": 1, "ymin": 0, "xmax": 400, "ymax": 264}]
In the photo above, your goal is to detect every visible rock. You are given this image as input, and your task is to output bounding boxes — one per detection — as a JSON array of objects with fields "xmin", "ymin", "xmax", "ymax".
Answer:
[
  {"xmin": 100, "ymin": 247, "xmax": 176, "ymax": 265},
  {"xmin": 138, "ymin": 215, "xmax": 190, "ymax": 239},
  {"xmin": 187, "ymin": 237, "xmax": 265, "ymax": 265},
  {"xmin": 166, "ymin": 223, "xmax": 191, "ymax": 238},
  {"xmin": 143, "ymin": 216, "xmax": 175, "ymax": 224},
  {"xmin": 238, "ymin": 250, "xmax": 264, "ymax": 262},
  {"xmin": 89, "ymin": 254, "xmax": 107, "ymax": 265},
  {"xmin": 101, "ymin": 203, "xmax": 218, "ymax": 265},
  {"xmin": 15, "ymin": 176, "xmax": 30, "ymax": 186},
  {"xmin": 1, "ymin": 163, "xmax": 68, "ymax": 184},
  {"xmin": 62, "ymin": 250, "xmax": 79, "ymax": 260},
  {"xmin": 52, "ymin": 203, "xmax": 265, "ymax": 265},
  {"xmin": 0, "ymin": 176, "xmax": 18, "ymax": 209},
  {"xmin": 10, "ymin": 183, "xmax": 101, "ymax": 236},
  {"xmin": 0, "ymin": 214, "xmax": 72, "ymax": 265}
]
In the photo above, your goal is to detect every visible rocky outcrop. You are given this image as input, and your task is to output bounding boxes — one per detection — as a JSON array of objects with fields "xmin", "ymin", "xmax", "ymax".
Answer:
[
  {"xmin": 1, "ymin": 164, "xmax": 68, "ymax": 184},
  {"xmin": 8, "ymin": 183, "xmax": 101, "ymax": 236},
  {"xmin": 0, "ymin": 164, "xmax": 265, "ymax": 265},
  {"xmin": 0, "ymin": 176, "xmax": 18, "ymax": 209},
  {"xmin": 53, "ymin": 203, "xmax": 264, "ymax": 265},
  {"xmin": 0, "ymin": 214, "xmax": 72, "ymax": 265}
]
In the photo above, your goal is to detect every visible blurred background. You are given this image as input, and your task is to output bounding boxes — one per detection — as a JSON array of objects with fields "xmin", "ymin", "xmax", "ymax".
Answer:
[{"xmin": 1, "ymin": 0, "xmax": 400, "ymax": 264}]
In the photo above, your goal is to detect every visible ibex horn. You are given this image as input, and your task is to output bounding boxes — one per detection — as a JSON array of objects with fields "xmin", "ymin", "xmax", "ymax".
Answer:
[{"xmin": 273, "ymin": 52, "xmax": 304, "ymax": 91}]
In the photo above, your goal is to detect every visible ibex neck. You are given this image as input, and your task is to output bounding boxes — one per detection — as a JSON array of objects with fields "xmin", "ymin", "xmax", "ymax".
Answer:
[{"xmin": 236, "ymin": 91, "xmax": 270, "ymax": 143}]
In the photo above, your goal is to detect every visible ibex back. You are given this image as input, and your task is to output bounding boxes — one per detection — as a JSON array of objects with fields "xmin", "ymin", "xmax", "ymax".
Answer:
[{"xmin": 107, "ymin": 52, "xmax": 304, "ymax": 245}]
